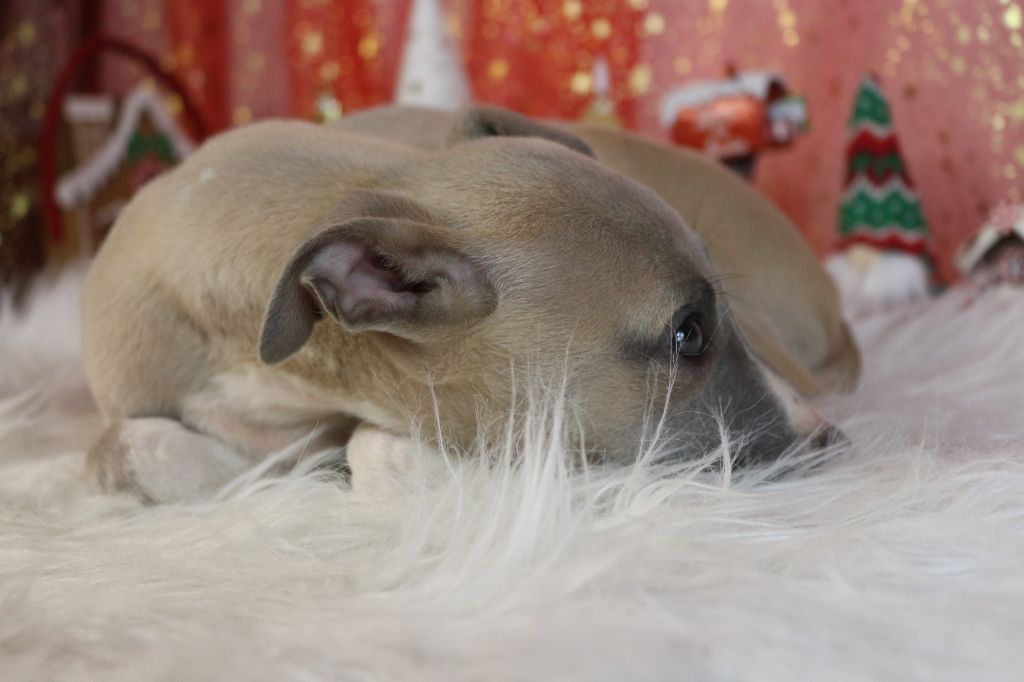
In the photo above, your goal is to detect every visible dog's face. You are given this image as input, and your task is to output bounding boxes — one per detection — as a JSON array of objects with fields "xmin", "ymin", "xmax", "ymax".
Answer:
[{"xmin": 261, "ymin": 107, "xmax": 828, "ymax": 462}]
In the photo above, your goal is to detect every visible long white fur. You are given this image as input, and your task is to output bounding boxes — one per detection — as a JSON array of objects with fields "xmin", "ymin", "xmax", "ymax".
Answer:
[{"xmin": 2, "ymin": 270, "xmax": 1024, "ymax": 681}]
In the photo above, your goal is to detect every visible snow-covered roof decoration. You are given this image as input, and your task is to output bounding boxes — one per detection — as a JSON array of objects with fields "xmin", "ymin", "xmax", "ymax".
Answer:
[
  {"xmin": 56, "ymin": 86, "xmax": 195, "ymax": 209},
  {"xmin": 659, "ymin": 71, "xmax": 787, "ymax": 128},
  {"xmin": 64, "ymin": 95, "xmax": 115, "ymax": 124},
  {"xmin": 956, "ymin": 203, "xmax": 1024, "ymax": 275}
]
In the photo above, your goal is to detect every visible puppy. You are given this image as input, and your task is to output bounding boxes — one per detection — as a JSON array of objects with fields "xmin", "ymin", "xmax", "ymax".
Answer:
[{"xmin": 82, "ymin": 105, "xmax": 857, "ymax": 503}]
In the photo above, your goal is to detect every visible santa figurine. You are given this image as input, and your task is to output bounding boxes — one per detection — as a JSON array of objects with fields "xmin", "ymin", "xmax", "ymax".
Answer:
[{"xmin": 956, "ymin": 203, "xmax": 1024, "ymax": 288}]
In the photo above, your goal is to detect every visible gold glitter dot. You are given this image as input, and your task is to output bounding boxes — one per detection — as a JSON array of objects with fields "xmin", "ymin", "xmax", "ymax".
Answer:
[
  {"xmin": 562, "ymin": 0, "xmax": 582, "ymax": 20},
  {"xmin": 446, "ymin": 13, "xmax": 463, "ymax": 38},
  {"xmin": 1004, "ymin": 4, "xmax": 1022, "ymax": 30},
  {"xmin": 710, "ymin": 0, "xmax": 729, "ymax": 14},
  {"xmin": 629, "ymin": 64, "xmax": 651, "ymax": 95},
  {"xmin": 358, "ymin": 33, "xmax": 380, "ymax": 61},
  {"xmin": 783, "ymin": 29, "xmax": 799, "ymax": 46},
  {"xmin": 951, "ymin": 56, "xmax": 966, "ymax": 73},
  {"xmin": 643, "ymin": 13, "xmax": 665, "ymax": 36},
  {"xmin": 570, "ymin": 71, "xmax": 593, "ymax": 95},
  {"xmin": 488, "ymin": 58, "xmax": 509, "ymax": 81},
  {"xmin": 778, "ymin": 10, "xmax": 796, "ymax": 28},
  {"xmin": 233, "ymin": 106, "xmax": 252, "ymax": 126},
  {"xmin": 957, "ymin": 25, "xmax": 972, "ymax": 44},
  {"xmin": 977, "ymin": 25, "xmax": 991, "ymax": 43},
  {"xmin": 1016, "ymin": 145, "xmax": 1024, "ymax": 166},
  {"xmin": 244, "ymin": 0, "xmax": 262, "ymax": 14},
  {"xmin": 302, "ymin": 30, "xmax": 324, "ymax": 57},
  {"xmin": 591, "ymin": 18, "xmax": 612, "ymax": 39},
  {"xmin": 166, "ymin": 94, "xmax": 182, "ymax": 117},
  {"xmin": 17, "ymin": 21, "xmax": 36, "ymax": 46},
  {"xmin": 993, "ymin": 113, "xmax": 1006, "ymax": 131},
  {"xmin": 628, "ymin": 0, "xmax": 648, "ymax": 10},
  {"xmin": 1012, "ymin": 31, "xmax": 1023, "ymax": 48},
  {"xmin": 9, "ymin": 74, "xmax": 27, "ymax": 98},
  {"xmin": 10, "ymin": 193, "xmax": 29, "ymax": 220},
  {"xmin": 673, "ymin": 56, "xmax": 692, "ymax": 74}
]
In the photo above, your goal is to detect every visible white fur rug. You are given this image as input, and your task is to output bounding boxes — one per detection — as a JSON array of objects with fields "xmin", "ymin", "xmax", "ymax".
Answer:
[{"xmin": 2, "ymin": 268, "xmax": 1024, "ymax": 682}]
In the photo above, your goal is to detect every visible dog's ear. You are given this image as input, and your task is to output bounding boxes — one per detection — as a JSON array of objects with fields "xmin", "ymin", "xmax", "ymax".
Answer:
[
  {"xmin": 448, "ymin": 105, "xmax": 594, "ymax": 158},
  {"xmin": 259, "ymin": 217, "xmax": 496, "ymax": 364}
]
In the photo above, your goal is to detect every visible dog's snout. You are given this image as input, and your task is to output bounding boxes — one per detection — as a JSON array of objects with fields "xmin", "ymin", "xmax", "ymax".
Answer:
[
  {"xmin": 809, "ymin": 423, "xmax": 849, "ymax": 451},
  {"xmin": 758, "ymin": 362, "xmax": 848, "ymax": 453}
]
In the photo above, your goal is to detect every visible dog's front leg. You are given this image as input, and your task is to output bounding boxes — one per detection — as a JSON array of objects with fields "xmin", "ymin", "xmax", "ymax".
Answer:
[
  {"xmin": 86, "ymin": 417, "xmax": 252, "ymax": 504},
  {"xmin": 346, "ymin": 424, "xmax": 426, "ymax": 495}
]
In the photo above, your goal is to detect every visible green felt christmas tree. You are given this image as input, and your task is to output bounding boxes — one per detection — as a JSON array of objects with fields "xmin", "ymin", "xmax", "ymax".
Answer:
[{"xmin": 838, "ymin": 75, "xmax": 931, "ymax": 256}]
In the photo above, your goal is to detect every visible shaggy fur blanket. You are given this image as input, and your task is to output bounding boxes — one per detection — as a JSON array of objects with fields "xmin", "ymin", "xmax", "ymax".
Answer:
[{"xmin": 2, "ymin": 268, "xmax": 1023, "ymax": 682}]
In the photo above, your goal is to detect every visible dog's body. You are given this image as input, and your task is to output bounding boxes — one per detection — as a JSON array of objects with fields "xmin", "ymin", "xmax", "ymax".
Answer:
[{"xmin": 83, "ymin": 106, "xmax": 857, "ymax": 503}]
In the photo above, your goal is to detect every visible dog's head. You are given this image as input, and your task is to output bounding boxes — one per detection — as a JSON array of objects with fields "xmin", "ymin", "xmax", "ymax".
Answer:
[{"xmin": 260, "ymin": 106, "xmax": 836, "ymax": 462}]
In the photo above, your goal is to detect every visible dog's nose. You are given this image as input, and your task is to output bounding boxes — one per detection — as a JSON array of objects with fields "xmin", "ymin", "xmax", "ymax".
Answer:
[
  {"xmin": 809, "ymin": 422, "xmax": 849, "ymax": 451},
  {"xmin": 759, "ymin": 364, "xmax": 847, "ymax": 451}
]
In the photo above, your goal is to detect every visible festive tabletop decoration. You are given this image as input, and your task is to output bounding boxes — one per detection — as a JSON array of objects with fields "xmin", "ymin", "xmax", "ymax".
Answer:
[
  {"xmin": 957, "ymin": 203, "xmax": 1024, "ymax": 287},
  {"xmin": 827, "ymin": 75, "xmax": 936, "ymax": 314},
  {"xmin": 659, "ymin": 69, "xmax": 808, "ymax": 177},
  {"xmin": 394, "ymin": 0, "xmax": 470, "ymax": 110},
  {"xmin": 52, "ymin": 86, "xmax": 194, "ymax": 260}
]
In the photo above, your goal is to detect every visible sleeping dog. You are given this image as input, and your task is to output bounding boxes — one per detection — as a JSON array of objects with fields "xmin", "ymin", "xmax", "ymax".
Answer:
[{"xmin": 82, "ymin": 105, "xmax": 858, "ymax": 503}]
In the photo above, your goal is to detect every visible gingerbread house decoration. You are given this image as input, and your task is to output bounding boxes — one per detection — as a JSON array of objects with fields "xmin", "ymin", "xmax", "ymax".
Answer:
[
  {"xmin": 956, "ymin": 203, "xmax": 1024, "ymax": 285},
  {"xmin": 660, "ymin": 71, "xmax": 808, "ymax": 164},
  {"xmin": 55, "ymin": 85, "xmax": 195, "ymax": 257}
]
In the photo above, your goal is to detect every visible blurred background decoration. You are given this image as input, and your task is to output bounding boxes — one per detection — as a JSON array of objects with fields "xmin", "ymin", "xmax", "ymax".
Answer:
[{"xmin": 2, "ymin": 0, "xmax": 1022, "ymax": 296}]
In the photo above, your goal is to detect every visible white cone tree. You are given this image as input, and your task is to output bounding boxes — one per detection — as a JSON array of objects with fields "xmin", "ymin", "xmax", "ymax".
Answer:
[{"xmin": 394, "ymin": 0, "xmax": 471, "ymax": 110}]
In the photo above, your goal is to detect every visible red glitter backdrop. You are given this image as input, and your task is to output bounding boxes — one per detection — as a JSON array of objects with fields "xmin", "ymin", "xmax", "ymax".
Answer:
[{"xmin": 3, "ymin": 0, "xmax": 1023, "ymax": 284}]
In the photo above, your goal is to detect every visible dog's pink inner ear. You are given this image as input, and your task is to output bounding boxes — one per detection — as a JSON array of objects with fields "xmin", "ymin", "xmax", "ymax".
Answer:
[
  {"xmin": 260, "ymin": 219, "xmax": 497, "ymax": 364},
  {"xmin": 302, "ymin": 241, "xmax": 421, "ymax": 327}
]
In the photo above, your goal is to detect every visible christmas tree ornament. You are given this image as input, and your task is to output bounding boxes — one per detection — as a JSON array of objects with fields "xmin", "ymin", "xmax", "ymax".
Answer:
[
  {"xmin": 581, "ymin": 56, "xmax": 621, "ymax": 129},
  {"xmin": 394, "ymin": 0, "xmax": 471, "ymax": 110},
  {"xmin": 956, "ymin": 203, "xmax": 1024, "ymax": 287},
  {"xmin": 826, "ymin": 75, "xmax": 935, "ymax": 314},
  {"xmin": 659, "ymin": 69, "xmax": 808, "ymax": 178}
]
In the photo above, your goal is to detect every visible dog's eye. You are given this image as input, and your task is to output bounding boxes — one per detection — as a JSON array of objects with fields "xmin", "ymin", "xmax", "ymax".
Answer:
[{"xmin": 672, "ymin": 314, "xmax": 705, "ymax": 356}]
